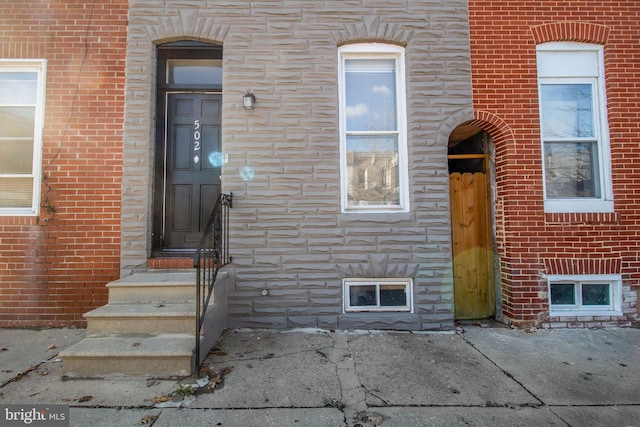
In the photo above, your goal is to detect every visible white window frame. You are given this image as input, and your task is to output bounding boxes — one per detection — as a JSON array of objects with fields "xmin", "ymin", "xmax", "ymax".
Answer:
[
  {"xmin": 338, "ymin": 43, "xmax": 409, "ymax": 213},
  {"xmin": 537, "ymin": 42, "xmax": 613, "ymax": 213},
  {"xmin": 343, "ymin": 278, "xmax": 413, "ymax": 313},
  {"xmin": 0, "ymin": 59, "xmax": 46, "ymax": 216},
  {"xmin": 547, "ymin": 274, "xmax": 622, "ymax": 317}
]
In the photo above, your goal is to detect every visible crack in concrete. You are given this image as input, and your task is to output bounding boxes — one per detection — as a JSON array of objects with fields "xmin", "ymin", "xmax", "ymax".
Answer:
[
  {"xmin": 457, "ymin": 331, "xmax": 577, "ymax": 426},
  {"xmin": 211, "ymin": 345, "xmax": 335, "ymax": 364},
  {"xmin": 458, "ymin": 331, "xmax": 545, "ymax": 406},
  {"xmin": 324, "ymin": 332, "xmax": 368, "ymax": 426}
]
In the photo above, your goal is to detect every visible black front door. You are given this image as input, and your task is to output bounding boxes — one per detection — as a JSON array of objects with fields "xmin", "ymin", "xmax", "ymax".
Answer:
[{"xmin": 160, "ymin": 92, "xmax": 222, "ymax": 250}]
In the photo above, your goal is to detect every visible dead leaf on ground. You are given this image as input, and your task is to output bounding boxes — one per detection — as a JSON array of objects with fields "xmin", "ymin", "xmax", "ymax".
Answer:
[
  {"xmin": 138, "ymin": 414, "xmax": 158, "ymax": 425},
  {"xmin": 36, "ymin": 367, "xmax": 49, "ymax": 376},
  {"xmin": 77, "ymin": 396, "xmax": 93, "ymax": 403},
  {"xmin": 132, "ymin": 342, "xmax": 141, "ymax": 347},
  {"xmin": 152, "ymin": 394, "xmax": 172, "ymax": 404},
  {"xmin": 47, "ymin": 344, "xmax": 57, "ymax": 350},
  {"xmin": 208, "ymin": 374, "xmax": 222, "ymax": 389},
  {"xmin": 209, "ymin": 347, "xmax": 228, "ymax": 356}
]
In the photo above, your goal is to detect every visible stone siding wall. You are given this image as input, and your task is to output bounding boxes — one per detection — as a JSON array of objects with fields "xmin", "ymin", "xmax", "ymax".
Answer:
[{"xmin": 123, "ymin": 1, "xmax": 473, "ymax": 330}]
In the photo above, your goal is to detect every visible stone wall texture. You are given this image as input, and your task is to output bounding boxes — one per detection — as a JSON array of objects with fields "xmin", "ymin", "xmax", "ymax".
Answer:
[{"xmin": 123, "ymin": 0, "xmax": 473, "ymax": 330}]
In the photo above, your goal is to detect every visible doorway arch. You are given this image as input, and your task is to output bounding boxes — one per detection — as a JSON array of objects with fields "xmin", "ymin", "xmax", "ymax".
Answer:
[{"xmin": 448, "ymin": 126, "xmax": 496, "ymax": 319}]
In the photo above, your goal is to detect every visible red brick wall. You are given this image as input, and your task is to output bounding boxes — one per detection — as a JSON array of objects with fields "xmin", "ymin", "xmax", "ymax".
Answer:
[
  {"xmin": 468, "ymin": 1, "xmax": 640, "ymax": 326},
  {"xmin": 0, "ymin": 0, "xmax": 127, "ymax": 327}
]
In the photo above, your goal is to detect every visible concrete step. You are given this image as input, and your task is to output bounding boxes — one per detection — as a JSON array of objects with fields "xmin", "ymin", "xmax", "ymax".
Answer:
[
  {"xmin": 60, "ymin": 270, "xmax": 230, "ymax": 378},
  {"xmin": 107, "ymin": 270, "xmax": 196, "ymax": 304},
  {"xmin": 84, "ymin": 303, "xmax": 196, "ymax": 335},
  {"xmin": 60, "ymin": 334, "xmax": 194, "ymax": 378}
]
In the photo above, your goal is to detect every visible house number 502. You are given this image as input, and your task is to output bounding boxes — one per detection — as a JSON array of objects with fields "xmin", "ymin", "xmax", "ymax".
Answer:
[{"xmin": 193, "ymin": 119, "xmax": 201, "ymax": 164}]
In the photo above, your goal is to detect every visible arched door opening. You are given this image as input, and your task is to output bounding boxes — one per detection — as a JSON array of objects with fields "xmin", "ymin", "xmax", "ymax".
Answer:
[{"xmin": 448, "ymin": 127, "xmax": 496, "ymax": 319}]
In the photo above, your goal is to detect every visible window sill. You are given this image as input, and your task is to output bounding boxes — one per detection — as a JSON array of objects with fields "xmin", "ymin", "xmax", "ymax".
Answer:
[
  {"xmin": 544, "ymin": 199, "xmax": 613, "ymax": 214},
  {"xmin": 342, "ymin": 206, "xmax": 410, "ymax": 214},
  {"xmin": 345, "ymin": 307, "xmax": 412, "ymax": 313},
  {"xmin": 545, "ymin": 211, "xmax": 619, "ymax": 225},
  {"xmin": 549, "ymin": 309, "xmax": 622, "ymax": 317}
]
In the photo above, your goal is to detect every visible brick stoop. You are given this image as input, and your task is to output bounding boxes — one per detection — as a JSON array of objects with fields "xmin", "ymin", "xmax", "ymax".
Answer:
[
  {"xmin": 147, "ymin": 257, "xmax": 193, "ymax": 270},
  {"xmin": 60, "ymin": 270, "xmax": 230, "ymax": 378}
]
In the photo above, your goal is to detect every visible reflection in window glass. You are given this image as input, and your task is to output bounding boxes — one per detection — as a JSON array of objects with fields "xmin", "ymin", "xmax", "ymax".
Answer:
[
  {"xmin": 380, "ymin": 284, "xmax": 407, "ymax": 306},
  {"xmin": 0, "ymin": 139, "xmax": 33, "ymax": 174},
  {"xmin": 167, "ymin": 59, "xmax": 222, "ymax": 85},
  {"xmin": 544, "ymin": 141, "xmax": 599, "ymax": 198},
  {"xmin": 541, "ymin": 84, "xmax": 594, "ymax": 139},
  {"xmin": 345, "ymin": 59, "xmax": 396, "ymax": 132},
  {"xmin": 0, "ymin": 177, "xmax": 33, "ymax": 208},
  {"xmin": 541, "ymin": 83, "xmax": 600, "ymax": 199},
  {"xmin": 349, "ymin": 285, "xmax": 377, "ymax": 306},
  {"xmin": 582, "ymin": 284, "xmax": 610, "ymax": 306},
  {"xmin": 0, "ymin": 72, "xmax": 37, "ymax": 104},
  {"xmin": 550, "ymin": 283, "xmax": 575, "ymax": 305},
  {"xmin": 346, "ymin": 135, "xmax": 399, "ymax": 206}
]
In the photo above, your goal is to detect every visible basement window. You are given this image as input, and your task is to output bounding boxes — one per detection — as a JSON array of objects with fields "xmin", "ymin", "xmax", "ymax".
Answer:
[
  {"xmin": 343, "ymin": 278, "xmax": 413, "ymax": 312},
  {"xmin": 548, "ymin": 274, "xmax": 622, "ymax": 316}
]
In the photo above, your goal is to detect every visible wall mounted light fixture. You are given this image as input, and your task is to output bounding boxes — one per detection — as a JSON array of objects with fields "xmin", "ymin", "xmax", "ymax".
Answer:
[{"xmin": 243, "ymin": 91, "xmax": 256, "ymax": 110}]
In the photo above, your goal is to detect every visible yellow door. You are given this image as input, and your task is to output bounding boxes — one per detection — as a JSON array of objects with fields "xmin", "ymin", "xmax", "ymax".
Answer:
[{"xmin": 449, "ymin": 165, "xmax": 495, "ymax": 319}]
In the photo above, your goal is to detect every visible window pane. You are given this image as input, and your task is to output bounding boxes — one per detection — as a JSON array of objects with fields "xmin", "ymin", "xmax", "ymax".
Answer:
[
  {"xmin": 346, "ymin": 135, "xmax": 399, "ymax": 207},
  {"xmin": 537, "ymin": 51, "xmax": 599, "ymax": 78},
  {"xmin": 345, "ymin": 59, "xmax": 397, "ymax": 132},
  {"xmin": 541, "ymin": 84, "xmax": 594, "ymax": 139},
  {"xmin": 551, "ymin": 283, "xmax": 575, "ymax": 305},
  {"xmin": 0, "ymin": 107, "xmax": 36, "ymax": 138},
  {"xmin": 0, "ymin": 72, "xmax": 37, "ymax": 104},
  {"xmin": 0, "ymin": 139, "xmax": 34, "ymax": 174},
  {"xmin": 167, "ymin": 59, "xmax": 222, "ymax": 85},
  {"xmin": 582, "ymin": 284, "xmax": 610, "ymax": 306},
  {"xmin": 380, "ymin": 285, "xmax": 407, "ymax": 306},
  {"xmin": 349, "ymin": 285, "xmax": 377, "ymax": 306},
  {"xmin": 544, "ymin": 141, "xmax": 600, "ymax": 198},
  {"xmin": 0, "ymin": 177, "xmax": 33, "ymax": 208}
]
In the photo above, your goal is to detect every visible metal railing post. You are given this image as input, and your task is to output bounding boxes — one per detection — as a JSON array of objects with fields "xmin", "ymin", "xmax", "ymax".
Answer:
[{"xmin": 193, "ymin": 192, "xmax": 232, "ymax": 373}]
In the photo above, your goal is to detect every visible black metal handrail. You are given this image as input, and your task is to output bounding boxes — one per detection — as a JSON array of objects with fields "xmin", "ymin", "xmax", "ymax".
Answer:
[{"xmin": 193, "ymin": 192, "xmax": 232, "ymax": 372}]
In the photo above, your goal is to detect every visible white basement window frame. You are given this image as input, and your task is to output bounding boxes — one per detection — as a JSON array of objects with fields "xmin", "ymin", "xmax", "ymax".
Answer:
[
  {"xmin": 343, "ymin": 278, "xmax": 413, "ymax": 313},
  {"xmin": 0, "ymin": 59, "xmax": 47, "ymax": 216},
  {"xmin": 548, "ymin": 274, "xmax": 622, "ymax": 317}
]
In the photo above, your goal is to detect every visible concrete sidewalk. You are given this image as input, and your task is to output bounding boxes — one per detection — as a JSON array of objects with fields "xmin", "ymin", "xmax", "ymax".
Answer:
[{"xmin": 1, "ymin": 324, "xmax": 639, "ymax": 426}]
